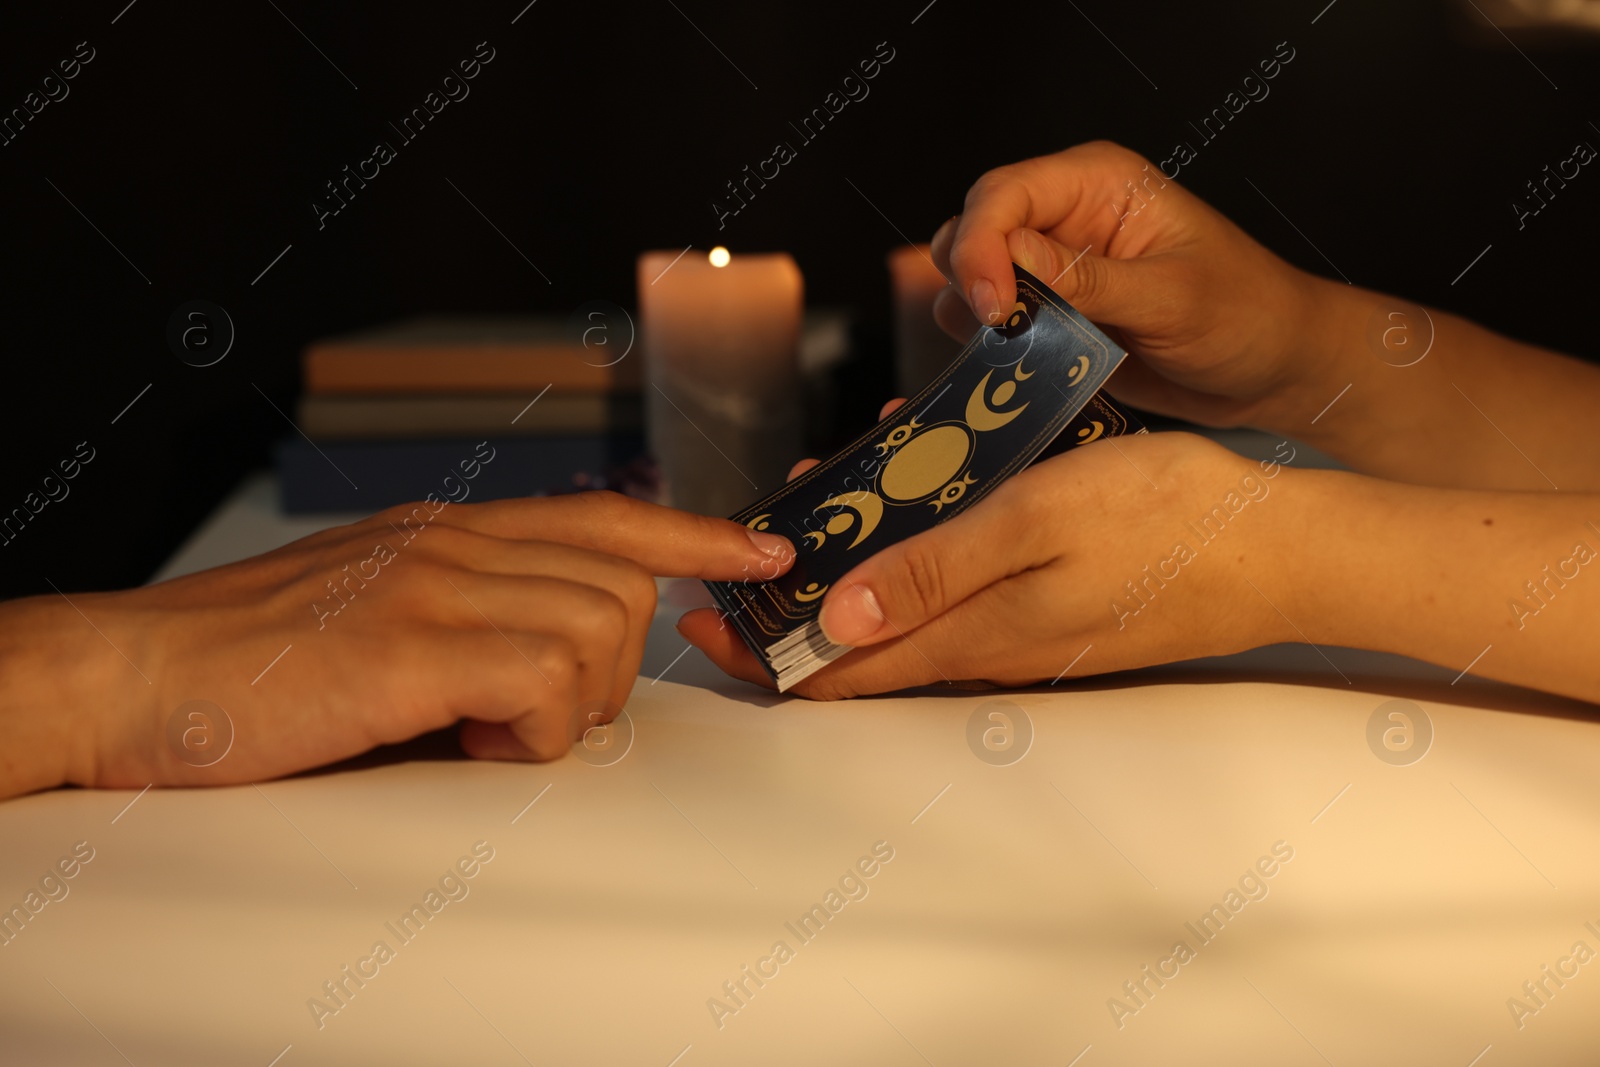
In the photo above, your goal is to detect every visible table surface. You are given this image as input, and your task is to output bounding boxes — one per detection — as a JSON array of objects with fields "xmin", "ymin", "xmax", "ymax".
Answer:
[{"xmin": 4, "ymin": 467, "xmax": 1599, "ymax": 1066}]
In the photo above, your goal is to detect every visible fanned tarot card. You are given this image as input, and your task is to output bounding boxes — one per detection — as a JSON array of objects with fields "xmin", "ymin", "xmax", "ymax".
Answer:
[{"xmin": 705, "ymin": 263, "xmax": 1144, "ymax": 690}]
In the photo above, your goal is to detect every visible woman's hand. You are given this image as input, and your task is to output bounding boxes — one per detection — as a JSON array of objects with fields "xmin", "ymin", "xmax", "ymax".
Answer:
[
  {"xmin": 683, "ymin": 417, "xmax": 1600, "ymax": 707},
  {"xmin": 0, "ymin": 492, "xmax": 793, "ymax": 798},
  {"xmin": 934, "ymin": 139, "xmax": 1600, "ymax": 492},
  {"xmin": 678, "ymin": 431, "xmax": 1303, "ymax": 699},
  {"xmin": 931, "ymin": 140, "xmax": 1337, "ymax": 434}
]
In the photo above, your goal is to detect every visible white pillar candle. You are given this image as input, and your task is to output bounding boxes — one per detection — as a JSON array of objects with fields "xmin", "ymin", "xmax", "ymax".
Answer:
[
  {"xmin": 888, "ymin": 243, "xmax": 963, "ymax": 396},
  {"xmin": 637, "ymin": 247, "xmax": 804, "ymax": 516}
]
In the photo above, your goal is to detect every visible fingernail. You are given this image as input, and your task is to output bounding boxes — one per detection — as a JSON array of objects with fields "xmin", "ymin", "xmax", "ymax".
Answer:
[
  {"xmin": 819, "ymin": 583, "xmax": 884, "ymax": 646},
  {"xmin": 746, "ymin": 528, "xmax": 793, "ymax": 561},
  {"xmin": 969, "ymin": 278, "xmax": 1000, "ymax": 326},
  {"xmin": 1016, "ymin": 229, "xmax": 1053, "ymax": 279}
]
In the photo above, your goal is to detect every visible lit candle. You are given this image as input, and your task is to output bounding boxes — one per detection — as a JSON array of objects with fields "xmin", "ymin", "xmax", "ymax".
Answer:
[
  {"xmin": 887, "ymin": 243, "xmax": 962, "ymax": 395},
  {"xmin": 637, "ymin": 247, "xmax": 804, "ymax": 516}
]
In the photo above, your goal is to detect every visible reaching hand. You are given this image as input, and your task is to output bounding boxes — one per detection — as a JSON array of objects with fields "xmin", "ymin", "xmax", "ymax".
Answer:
[{"xmin": 0, "ymin": 492, "xmax": 793, "ymax": 797}]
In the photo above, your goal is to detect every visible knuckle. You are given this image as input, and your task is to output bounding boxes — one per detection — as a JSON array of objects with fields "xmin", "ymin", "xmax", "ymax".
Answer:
[
  {"xmin": 530, "ymin": 640, "xmax": 579, "ymax": 692},
  {"xmin": 618, "ymin": 562, "xmax": 658, "ymax": 620},
  {"xmin": 408, "ymin": 554, "xmax": 458, "ymax": 586},
  {"xmin": 376, "ymin": 499, "xmax": 442, "ymax": 531},
  {"xmin": 796, "ymin": 673, "xmax": 858, "ymax": 701},
  {"xmin": 405, "ymin": 521, "xmax": 470, "ymax": 559},
  {"xmin": 947, "ymin": 239, "xmax": 980, "ymax": 278},
  {"xmin": 569, "ymin": 489, "xmax": 634, "ymax": 529},
  {"xmin": 947, "ymin": 239, "xmax": 993, "ymax": 288},
  {"xmin": 995, "ymin": 469, "xmax": 1050, "ymax": 527},
  {"xmin": 575, "ymin": 588, "xmax": 631, "ymax": 648},
  {"xmin": 297, "ymin": 519, "xmax": 366, "ymax": 551},
  {"xmin": 1067, "ymin": 252, "xmax": 1106, "ymax": 304},
  {"xmin": 371, "ymin": 501, "xmax": 411, "ymax": 526},
  {"xmin": 383, "ymin": 558, "xmax": 454, "ymax": 610},
  {"xmin": 964, "ymin": 166, "xmax": 1019, "ymax": 208},
  {"xmin": 559, "ymin": 602, "xmax": 605, "ymax": 647},
  {"xmin": 699, "ymin": 513, "xmax": 760, "ymax": 561},
  {"xmin": 704, "ymin": 512, "xmax": 745, "ymax": 541},
  {"xmin": 890, "ymin": 542, "xmax": 947, "ymax": 622},
  {"xmin": 524, "ymin": 727, "xmax": 570, "ymax": 762},
  {"xmin": 1082, "ymin": 139, "xmax": 1148, "ymax": 169}
]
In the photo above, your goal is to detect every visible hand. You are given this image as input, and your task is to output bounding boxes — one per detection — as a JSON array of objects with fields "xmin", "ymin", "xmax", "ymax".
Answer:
[
  {"xmin": 0, "ymin": 492, "xmax": 793, "ymax": 797},
  {"xmin": 931, "ymin": 140, "xmax": 1339, "ymax": 433},
  {"xmin": 678, "ymin": 431, "xmax": 1305, "ymax": 699}
]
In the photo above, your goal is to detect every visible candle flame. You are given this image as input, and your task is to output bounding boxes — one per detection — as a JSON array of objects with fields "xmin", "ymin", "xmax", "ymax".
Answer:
[{"xmin": 708, "ymin": 246, "xmax": 731, "ymax": 268}]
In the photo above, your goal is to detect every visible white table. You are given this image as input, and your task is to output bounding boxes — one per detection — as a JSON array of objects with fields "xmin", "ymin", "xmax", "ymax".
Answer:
[{"xmin": 3, "ymin": 464, "xmax": 1597, "ymax": 1066}]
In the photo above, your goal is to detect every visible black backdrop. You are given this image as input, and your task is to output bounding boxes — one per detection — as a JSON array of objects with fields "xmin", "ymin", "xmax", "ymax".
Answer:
[{"xmin": 2, "ymin": 0, "xmax": 1596, "ymax": 599}]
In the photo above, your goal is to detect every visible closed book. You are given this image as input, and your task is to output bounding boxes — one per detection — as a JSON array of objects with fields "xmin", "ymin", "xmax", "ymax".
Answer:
[
  {"xmin": 296, "ymin": 393, "xmax": 642, "ymax": 439},
  {"xmin": 275, "ymin": 436, "xmax": 644, "ymax": 514},
  {"xmin": 303, "ymin": 316, "xmax": 641, "ymax": 394}
]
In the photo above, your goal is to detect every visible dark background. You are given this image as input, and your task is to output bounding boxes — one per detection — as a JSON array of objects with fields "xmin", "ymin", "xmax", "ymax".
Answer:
[{"xmin": 1, "ymin": 0, "xmax": 1595, "ymax": 599}]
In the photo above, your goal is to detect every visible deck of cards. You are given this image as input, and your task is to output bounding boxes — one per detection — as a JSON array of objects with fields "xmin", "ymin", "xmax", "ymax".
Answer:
[{"xmin": 705, "ymin": 264, "xmax": 1145, "ymax": 691}]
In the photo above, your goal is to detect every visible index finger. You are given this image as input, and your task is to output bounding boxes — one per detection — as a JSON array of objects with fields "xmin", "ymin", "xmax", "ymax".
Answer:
[
  {"xmin": 949, "ymin": 168, "xmax": 1034, "ymax": 327},
  {"xmin": 408, "ymin": 491, "xmax": 795, "ymax": 581},
  {"xmin": 948, "ymin": 141, "xmax": 1149, "ymax": 325}
]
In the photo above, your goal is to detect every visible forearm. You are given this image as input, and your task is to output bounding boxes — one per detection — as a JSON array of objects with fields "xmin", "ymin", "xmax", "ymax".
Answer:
[
  {"xmin": 1284, "ymin": 469, "xmax": 1600, "ymax": 704},
  {"xmin": 1278, "ymin": 277, "xmax": 1600, "ymax": 491}
]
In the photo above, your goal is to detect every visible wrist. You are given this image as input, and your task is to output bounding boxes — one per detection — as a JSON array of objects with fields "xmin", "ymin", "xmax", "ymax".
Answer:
[
  {"xmin": 1254, "ymin": 273, "xmax": 1375, "ymax": 440},
  {"xmin": 0, "ymin": 594, "xmax": 120, "ymax": 797},
  {"xmin": 1271, "ymin": 467, "xmax": 1413, "ymax": 656},
  {"xmin": 1237, "ymin": 455, "xmax": 1326, "ymax": 649},
  {"xmin": 1271, "ymin": 278, "xmax": 1462, "ymax": 472}
]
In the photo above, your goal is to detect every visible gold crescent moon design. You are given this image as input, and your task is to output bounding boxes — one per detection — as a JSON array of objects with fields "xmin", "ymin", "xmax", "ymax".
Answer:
[
  {"xmin": 745, "ymin": 513, "xmax": 772, "ymax": 531},
  {"xmin": 929, "ymin": 472, "xmax": 977, "ymax": 513},
  {"xmin": 1076, "ymin": 420, "xmax": 1105, "ymax": 444},
  {"xmin": 1013, "ymin": 359, "xmax": 1034, "ymax": 380},
  {"xmin": 803, "ymin": 531, "xmax": 826, "ymax": 550},
  {"xmin": 1065, "ymin": 355, "xmax": 1089, "ymax": 386},
  {"xmin": 794, "ymin": 582, "xmax": 829, "ymax": 602},
  {"xmin": 877, "ymin": 416, "xmax": 923, "ymax": 456},
  {"xmin": 817, "ymin": 491, "xmax": 884, "ymax": 549},
  {"xmin": 965, "ymin": 370, "xmax": 1028, "ymax": 432}
]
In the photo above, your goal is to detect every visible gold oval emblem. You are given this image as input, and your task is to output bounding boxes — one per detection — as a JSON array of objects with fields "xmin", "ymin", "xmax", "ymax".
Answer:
[{"xmin": 881, "ymin": 424, "xmax": 973, "ymax": 501}]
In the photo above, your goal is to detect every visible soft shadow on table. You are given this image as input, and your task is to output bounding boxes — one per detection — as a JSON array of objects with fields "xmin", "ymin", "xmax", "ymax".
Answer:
[
  {"xmin": 288, "ymin": 727, "xmax": 468, "ymax": 781},
  {"xmin": 295, "ymin": 643, "xmax": 1600, "ymax": 782},
  {"xmin": 1001, "ymin": 645, "xmax": 1595, "ymax": 721},
  {"xmin": 708, "ymin": 641, "xmax": 1600, "ymax": 724}
]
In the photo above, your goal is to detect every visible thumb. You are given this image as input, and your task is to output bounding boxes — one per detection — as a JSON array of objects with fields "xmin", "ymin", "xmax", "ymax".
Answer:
[
  {"xmin": 816, "ymin": 480, "xmax": 1050, "ymax": 647},
  {"xmin": 1008, "ymin": 227, "xmax": 1146, "ymax": 328}
]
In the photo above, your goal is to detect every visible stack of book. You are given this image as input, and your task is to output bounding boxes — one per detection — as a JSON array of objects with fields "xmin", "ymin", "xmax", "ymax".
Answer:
[{"xmin": 276, "ymin": 317, "xmax": 648, "ymax": 513}]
